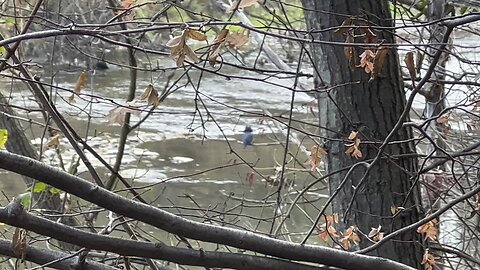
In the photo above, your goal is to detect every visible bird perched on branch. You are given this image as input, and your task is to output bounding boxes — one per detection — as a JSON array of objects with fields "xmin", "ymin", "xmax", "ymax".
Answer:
[{"xmin": 242, "ymin": 126, "xmax": 253, "ymax": 148}]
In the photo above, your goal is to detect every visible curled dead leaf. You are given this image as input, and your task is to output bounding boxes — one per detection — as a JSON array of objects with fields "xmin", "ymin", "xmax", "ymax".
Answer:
[
  {"xmin": 436, "ymin": 114, "xmax": 449, "ymax": 124},
  {"xmin": 43, "ymin": 134, "xmax": 61, "ymax": 151},
  {"xmin": 309, "ymin": 145, "xmax": 327, "ymax": 171},
  {"xmin": 208, "ymin": 29, "xmax": 229, "ymax": 67},
  {"xmin": 417, "ymin": 219, "xmax": 438, "ymax": 241},
  {"xmin": 318, "ymin": 214, "xmax": 340, "ymax": 241},
  {"xmin": 340, "ymin": 226, "xmax": 360, "ymax": 249},
  {"xmin": 225, "ymin": 30, "xmax": 250, "ymax": 49},
  {"xmin": 368, "ymin": 225, "xmax": 384, "ymax": 241},
  {"xmin": 12, "ymin": 227, "xmax": 27, "ymax": 262},
  {"xmin": 344, "ymin": 33, "xmax": 355, "ymax": 70},
  {"xmin": 184, "ymin": 45, "xmax": 200, "ymax": 63},
  {"xmin": 404, "ymin": 51, "xmax": 416, "ymax": 81},
  {"xmin": 69, "ymin": 70, "xmax": 88, "ymax": 102},
  {"xmin": 416, "ymin": 51, "xmax": 424, "ymax": 75},
  {"xmin": 390, "ymin": 205, "xmax": 405, "ymax": 215},
  {"xmin": 348, "ymin": 130, "xmax": 358, "ymax": 140},
  {"xmin": 357, "ymin": 49, "xmax": 375, "ymax": 74},
  {"xmin": 345, "ymin": 138, "xmax": 362, "ymax": 159},
  {"xmin": 246, "ymin": 172, "xmax": 255, "ymax": 187},
  {"xmin": 138, "ymin": 84, "xmax": 160, "ymax": 108},
  {"xmin": 166, "ymin": 29, "xmax": 203, "ymax": 66},
  {"xmin": 166, "ymin": 35, "xmax": 184, "ymax": 48},
  {"xmin": 106, "ymin": 106, "xmax": 141, "ymax": 126},
  {"xmin": 421, "ymin": 249, "xmax": 437, "ymax": 270},
  {"xmin": 372, "ymin": 46, "xmax": 388, "ymax": 78},
  {"xmin": 186, "ymin": 29, "xmax": 207, "ymax": 41}
]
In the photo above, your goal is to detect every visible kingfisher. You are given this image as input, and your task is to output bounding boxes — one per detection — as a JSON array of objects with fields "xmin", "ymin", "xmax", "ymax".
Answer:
[{"xmin": 242, "ymin": 126, "xmax": 253, "ymax": 148}]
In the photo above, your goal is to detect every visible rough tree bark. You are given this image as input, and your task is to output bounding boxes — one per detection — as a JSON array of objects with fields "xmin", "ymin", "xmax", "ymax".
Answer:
[{"xmin": 301, "ymin": 0, "xmax": 424, "ymax": 268}]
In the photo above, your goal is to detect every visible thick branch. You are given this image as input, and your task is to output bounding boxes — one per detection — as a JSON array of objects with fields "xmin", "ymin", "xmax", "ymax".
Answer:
[
  {"xmin": 0, "ymin": 238, "xmax": 116, "ymax": 270},
  {"xmin": 0, "ymin": 201, "xmax": 322, "ymax": 270},
  {"xmin": 0, "ymin": 151, "xmax": 414, "ymax": 270}
]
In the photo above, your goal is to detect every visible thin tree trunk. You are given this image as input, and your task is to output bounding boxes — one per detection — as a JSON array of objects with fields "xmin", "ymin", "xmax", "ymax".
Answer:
[
  {"xmin": 0, "ymin": 92, "xmax": 37, "ymax": 177},
  {"xmin": 301, "ymin": 0, "xmax": 423, "ymax": 268},
  {"xmin": 424, "ymin": 0, "xmax": 448, "ymax": 170}
]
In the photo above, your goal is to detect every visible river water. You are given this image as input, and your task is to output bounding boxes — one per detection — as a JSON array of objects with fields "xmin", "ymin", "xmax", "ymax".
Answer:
[
  {"xmin": 0, "ymin": 57, "xmax": 329, "ymax": 249},
  {"xmin": 0, "ymin": 27, "xmax": 479, "ymax": 268}
]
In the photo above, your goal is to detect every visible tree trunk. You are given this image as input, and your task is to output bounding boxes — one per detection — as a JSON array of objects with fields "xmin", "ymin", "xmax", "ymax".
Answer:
[
  {"xmin": 0, "ymin": 91, "xmax": 37, "ymax": 186},
  {"xmin": 424, "ymin": 0, "xmax": 448, "ymax": 172},
  {"xmin": 301, "ymin": 0, "xmax": 423, "ymax": 268}
]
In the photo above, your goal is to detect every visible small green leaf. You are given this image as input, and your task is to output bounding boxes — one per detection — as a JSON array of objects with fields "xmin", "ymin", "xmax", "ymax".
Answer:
[
  {"xmin": 0, "ymin": 47, "xmax": 5, "ymax": 56},
  {"xmin": 17, "ymin": 193, "xmax": 31, "ymax": 208},
  {"xmin": 49, "ymin": 187, "xmax": 61, "ymax": 194},
  {"xmin": 0, "ymin": 129, "xmax": 8, "ymax": 149},
  {"xmin": 5, "ymin": 18, "xmax": 15, "ymax": 25},
  {"xmin": 33, "ymin": 182, "xmax": 47, "ymax": 193},
  {"xmin": 460, "ymin": 6, "xmax": 468, "ymax": 15}
]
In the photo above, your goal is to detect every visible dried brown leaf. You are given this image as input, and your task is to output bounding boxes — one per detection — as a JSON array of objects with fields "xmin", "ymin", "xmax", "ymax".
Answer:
[
  {"xmin": 327, "ymin": 224, "xmax": 339, "ymax": 238},
  {"xmin": 372, "ymin": 46, "xmax": 388, "ymax": 78},
  {"xmin": 12, "ymin": 227, "xmax": 27, "ymax": 261},
  {"xmin": 473, "ymin": 100, "xmax": 480, "ymax": 111},
  {"xmin": 352, "ymin": 148, "xmax": 363, "ymax": 159},
  {"xmin": 357, "ymin": 49, "xmax": 375, "ymax": 73},
  {"xmin": 318, "ymin": 214, "xmax": 340, "ymax": 242},
  {"xmin": 166, "ymin": 35, "xmax": 184, "ymax": 48},
  {"xmin": 246, "ymin": 172, "xmax": 255, "ymax": 187},
  {"xmin": 186, "ymin": 29, "xmax": 207, "ymax": 41},
  {"xmin": 348, "ymin": 130, "xmax": 358, "ymax": 140},
  {"xmin": 208, "ymin": 29, "xmax": 229, "ymax": 67},
  {"xmin": 334, "ymin": 18, "xmax": 353, "ymax": 34},
  {"xmin": 391, "ymin": 205, "xmax": 398, "ymax": 215},
  {"xmin": 421, "ymin": 249, "xmax": 436, "ymax": 270},
  {"xmin": 69, "ymin": 70, "xmax": 88, "ymax": 102},
  {"xmin": 106, "ymin": 106, "xmax": 141, "ymax": 126},
  {"xmin": 344, "ymin": 34, "xmax": 355, "ymax": 70},
  {"xmin": 184, "ymin": 45, "xmax": 200, "ymax": 63},
  {"xmin": 345, "ymin": 138, "xmax": 362, "ymax": 159},
  {"xmin": 226, "ymin": 0, "xmax": 258, "ymax": 13},
  {"xmin": 404, "ymin": 51, "xmax": 416, "ymax": 81},
  {"xmin": 213, "ymin": 29, "xmax": 229, "ymax": 44},
  {"xmin": 176, "ymin": 53, "xmax": 185, "ymax": 67},
  {"xmin": 368, "ymin": 225, "xmax": 383, "ymax": 241},
  {"xmin": 436, "ymin": 114, "xmax": 449, "ymax": 124},
  {"xmin": 225, "ymin": 30, "xmax": 250, "ymax": 48},
  {"xmin": 139, "ymin": 84, "xmax": 160, "ymax": 108},
  {"xmin": 167, "ymin": 29, "xmax": 204, "ymax": 66},
  {"xmin": 417, "ymin": 219, "xmax": 438, "ymax": 241},
  {"xmin": 318, "ymin": 230, "xmax": 330, "ymax": 242},
  {"xmin": 390, "ymin": 205, "xmax": 405, "ymax": 215},
  {"xmin": 43, "ymin": 134, "xmax": 60, "ymax": 151},
  {"xmin": 340, "ymin": 226, "xmax": 360, "ymax": 249},
  {"xmin": 415, "ymin": 50, "xmax": 424, "ymax": 75},
  {"xmin": 309, "ymin": 145, "xmax": 327, "ymax": 171}
]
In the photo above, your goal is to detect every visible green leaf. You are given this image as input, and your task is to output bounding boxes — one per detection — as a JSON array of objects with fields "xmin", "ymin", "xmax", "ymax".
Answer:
[
  {"xmin": 460, "ymin": 6, "xmax": 468, "ymax": 15},
  {"xmin": 5, "ymin": 18, "xmax": 15, "ymax": 25},
  {"xmin": 49, "ymin": 187, "xmax": 62, "ymax": 194},
  {"xmin": 0, "ymin": 129, "xmax": 8, "ymax": 149},
  {"xmin": 33, "ymin": 182, "xmax": 47, "ymax": 193},
  {"xmin": 18, "ymin": 193, "xmax": 31, "ymax": 208}
]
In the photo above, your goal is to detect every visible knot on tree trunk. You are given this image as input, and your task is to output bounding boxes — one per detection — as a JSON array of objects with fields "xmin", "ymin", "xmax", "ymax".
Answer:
[{"xmin": 5, "ymin": 200, "xmax": 25, "ymax": 225}]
